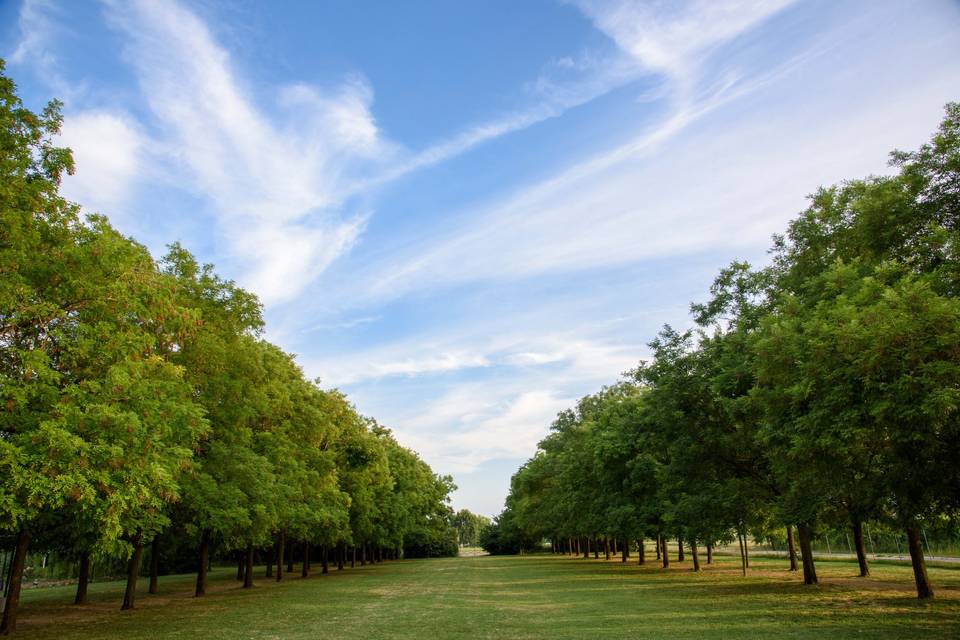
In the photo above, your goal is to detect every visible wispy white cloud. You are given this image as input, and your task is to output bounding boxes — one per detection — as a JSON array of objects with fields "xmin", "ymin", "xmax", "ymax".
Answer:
[{"xmin": 58, "ymin": 110, "xmax": 145, "ymax": 218}]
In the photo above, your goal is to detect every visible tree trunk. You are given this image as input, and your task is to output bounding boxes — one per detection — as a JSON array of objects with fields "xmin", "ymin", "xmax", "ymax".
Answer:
[
  {"xmin": 706, "ymin": 542, "xmax": 713, "ymax": 564},
  {"xmin": 737, "ymin": 532, "xmax": 746, "ymax": 576},
  {"xmin": 852, "ymin": 518, "xmax": 870, "ymax": 577},
  {"xmin": 744, "ymin": 533, "xmax": 750, "ymax": 568},
  {"xmin": 196, "ymin": 530, "xmax": 210, "ymax": 597},
  {"xmin": 0, "ymin": 529, "xmax": 31, "ymax": 634},
  {"xmin": 149, "ymin": 537, "xmax": 160, "ymax": 594},
  {"xmin": 302, "ymin": 541, "xmax": 310, "ymax": 577},
  {"xmin": 604, "ymin": 537, "xmax": 610, "ymax": 561},
  {"xmin": 621, "ymin": 539, "xmax": 628, "ymax": 563},
  {"xmin": 797, "ymin": 524, "xmax": 818, "ymax": 585},
  {"xmin": 655, "ymin": 536, "xmax": 661, "ymax": 561},
  {"xmin": 75, "ymin": 551, "xmax": 91, "ymax": 605},
  {"xmin": 677, "ymin": 536, "xmax": 685, "ymax": 562},
  {"xmin": 691, "ymin": 538, "xmax": 701, "ymax": 572},
  {"xmin": 121, "ymin": 532, "xmax": 144, "ymax": 610},
  {"xmin": 593, "ymin": 538, "xmax": 599, "ymax": 560},
  {"xmin": 660, "ymin": 535, "xmax": 669, "ymax": 569},
  {"xmin": 351, "ymin": 546, "xmax": 356, "ymax": 568},
  {"xmin": 582, "ymin": 537, "xmax": 589, "ymax": 559},
  {"xmin": 236, "ymin": 552, "xmax": 245, "ymax": 581},
  {"xmin": 321, "ymin": 546, "xmax": 329, "ymax": 574},
  {"xmin": 286, "ymin": 535, "xmax": 294, "ymax": 573},
  {"xmin": 337, "ymin": 544, "xmax": 345, "ymax": 570},
  {"xmin": 361, "ymin": 543, "xmax": 367, "ymax": 566},
  {"xmin": 786, "ymin": 525, "xmax": 798, "ymax": 571},
  {"xmin": 637, "ymin": 539, "xmax": 645, "ymax": 565},
  {"xmin": 276, "ymin": 529, "xmax": 285, "ymax": 581},
  {"xmin": 243, "ymin": 545, "xmax": 254, "ymax": 588},
  {"xmin": 906, "ymin": 526, "xmax": 934, "ymax": 599},
  {"xmin": 266, "ymin": 542, "xmax": 273, "ymax": 578}
]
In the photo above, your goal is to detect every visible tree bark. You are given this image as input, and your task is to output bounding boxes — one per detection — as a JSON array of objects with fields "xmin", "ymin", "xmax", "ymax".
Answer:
[
  {"xmin": 196, "ymin": 529, "xmax": 210, "ymax": 597},
  {"xmin": 655, "ymin": 536, "xmax": 661, "ymax": 561},
  {"xmin": 691, "ymin": 538, "xmax": 701, "ymax": 572},
  {"xmin": 786, "ymin": 525, "xmax": 798, "ymax": 571},
  {"xmin": 660, "ymin": 535, "xmax": 669, "ymax": 569},
  {"xmin": 677, "ymin": 536, "xmax": 685, "ymax": 562},
  {"xmin": 75, "ymin": 551, "xmax": 91, "ymax": 605},
  {"xmin": 337, "ymin": 544, "xmax": 345, "ymax": 570},
  {"xmin": 906, "ymin": 526, "xmax": 934, "ymax": 599},
  {"xmin": 321, "ymin": 546, "xmax": 329, "ymax": 574},
  {"xmin": 302, "ymin": 541, "xmax": 310, "ymax": 577},
  {"xmin": 286, "ymin": 535, "xmax": 294, "ymax": 573},
  {"xmin": 797, "ymin": 524, "xmax": 818, "ymax": 585},
  {"xmin": 121, "ymin": 532, "xmax": 144, "ymax": 610},
  {"xmin": 276, "ymin": 529, "xmax": 285, "ymax": 581},
  {"xmin": 593, "ymin": 538, "xmax": 599, "ymax": 560},
  {"xmin": 242, "ymin": 545, "xmax": 254, "ymax": 588},
  {"xmin": 582, "ymin": 537, "xmax": 589, "ymax": 559},
  {"xmin": 637, "ymin": 538, "xmax": 645, "ymax": 565},
  {"xmin": 852, "ymin": 518, "xmax": 870, "ymax": 577},
  {"xmin": 621, "ymin": 539, "xmax": 628, "ymax": 563},
  {"xmin": 0, "ymin": 529, "xmax": 31, "ymax": 635},
  {"xmin": 737, "ymin": 532, "xmax": 747, "ymax": 576},
  {"xmin": 743, "ymin": 533, "xmax": 750, "ymax": 568},
  {"xmin": 604, "ymin": 537, "xmax": 610, "ymax": 561},
  {"xmin": 706, "ymin": 542, "xmax": 713, "ymax": 564},
  {"xmin": 149, "ymin": 537, "xmax": 160, "ymax": 594},
  {"xmin": 351, "ymin": 546, "xmax": 356, "ymax": 568}
]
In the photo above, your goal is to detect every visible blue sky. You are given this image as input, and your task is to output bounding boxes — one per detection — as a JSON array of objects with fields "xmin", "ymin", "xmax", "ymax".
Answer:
[{"xmin": 3, "ymin": 0, "xmax": 959, "ymax": 516}]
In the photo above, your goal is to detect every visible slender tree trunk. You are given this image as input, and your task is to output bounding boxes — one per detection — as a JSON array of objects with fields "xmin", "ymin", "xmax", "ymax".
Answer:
[
  {"xmin": 583, "ymin": 537, "xmax": 589, "ymax": 559},
  {"xmin": 691, "ymin": 538, "xmax": 700, "ymax": 572},
  {"xmin": 706, "ymin": 542, "xmax": 713, "ymax": 565},
  {"xmin": 266, "ymin": 542, "xmax": 273, "ymax": 578},
  {"xmin": 786, "ymin": 525, "xmax": 798, "ymax": 571},
  {"xmin": 276, "ymin": 529, "xmax": 285, "ymax": 582},
  {"xmin": 351, "ymin": 546, "xmax": 356, "ymax": 568},
  {"xmin": 75, "ymin": 551, "xmax": 91, "ymax": 605},
  {"xmin": 338, "ymin": 544, "xmax": 345, "ymax": 570},
  {"xmin": 121, "ymin": 532, "xmax": 144, "ymax": 610},
  {"xmin": 797, "ymin": 524, "xmax": 818, "ymax": 585},
  {"xmin": 621, "ymin": 539, "xmax": 628, "ymax": 563},
  {"xmin": 604, "ymin": 537, "xmax": 610, "ymax": 561},
  {"xmin": 637, "ymin": 539, "xmax": 645, "ymax": 565},
  {"xmin": 906, "ymin": 526, "xmax": 934, "ymax": 599},
  {"xmin": 737, "ymin": 532, "xmax": 747, "ymax": 576},
  {"xmin": 660, "ymin": 535, "xmax": 669, "ymax": 569},
  {"xmin": 321, "ymin": 546, "xmax": 329, "ymax": 574},
  {"xmin": 677, "ymin": 536, "xmax": 685, "ymax": 562},
  {"xmin": 743, "ymin": 533, "xmax": 750, "ymax": 568},
  {"xmin": 0, "ymin": 529, "xmax": 31, "ymax": 634},
  {"xmin": 655, "ymin": 536, "xmax": 661, "ymax": 561},
  {"xmin": 852, "ymin": 518, "xmax": 870, "ymax": 577},
  {"xmin": 361, "ymin": 544, "xmax": 367, "ymax": 566},
  {"xmin": 286, "ymin": 534, "xmax": 294, "ymax": 574},
  {"xmin": 196, "ymin": 529, "xmax": 210, "ymax": 597},
  {"xmin": 243, "ymin": 545, "xmax": 254, "ymax": 588},
  {"xmin": 149, "ymin": 537, "xmax": 160, "ymax": 594},
  {"xmin": 302, "ymin": 541, "xmax": 310, "ymax": 577}
]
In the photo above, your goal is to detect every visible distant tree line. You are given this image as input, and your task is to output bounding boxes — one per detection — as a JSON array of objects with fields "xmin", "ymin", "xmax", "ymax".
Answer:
[
  {"xmin": 489, "ymin": 103, "xmax": 960, "ymax": 600},
  {"xmin": 453, "ymin": 509, "xmax": 491, "ymax": 547},
  {"xmin": 0, "ymin": 61, "xmax": 458, "ymax": 635}
]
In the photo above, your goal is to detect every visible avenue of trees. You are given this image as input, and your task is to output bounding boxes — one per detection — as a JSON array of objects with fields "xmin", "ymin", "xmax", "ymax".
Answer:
[
  {"xmin": 490, "ymin": 103, "xmax": 960, "ymax": 600},
  {"xmin": 0, "ymin": 62, "xmax": 458, "ymax": 635}
]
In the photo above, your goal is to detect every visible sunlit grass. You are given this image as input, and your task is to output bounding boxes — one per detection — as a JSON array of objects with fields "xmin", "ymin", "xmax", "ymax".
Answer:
[{"xmin": 16, "ymin": 553, "xmax": 960, "ymax": 639}]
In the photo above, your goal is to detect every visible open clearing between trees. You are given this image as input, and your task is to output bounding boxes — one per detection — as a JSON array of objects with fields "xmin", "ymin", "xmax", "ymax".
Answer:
[{"xmin": 16, "ymin": 554, "xmax": 960, "ymax": 639}]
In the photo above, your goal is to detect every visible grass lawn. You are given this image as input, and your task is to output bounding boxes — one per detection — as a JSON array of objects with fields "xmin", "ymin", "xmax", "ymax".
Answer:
[{"xmin": 14, "ymin": 553, "xmax": 960, "ymax": 639}]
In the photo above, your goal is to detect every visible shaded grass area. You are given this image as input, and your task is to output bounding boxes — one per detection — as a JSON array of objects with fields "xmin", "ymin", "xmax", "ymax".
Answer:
[{"xmin": 16, "ymin": 553, "xmax": 960, "ymax": 639}]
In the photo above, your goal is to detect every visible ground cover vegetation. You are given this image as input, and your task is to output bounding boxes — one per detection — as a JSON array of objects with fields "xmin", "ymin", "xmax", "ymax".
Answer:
[
  {"xmin": 12, "ymin": 554, "xmax": 960, "ymax": 639},
  {"xmin": 488, "ymin": 103, "xmax": 960, "ymax": 602},
  {"xmin": 0, "ymin": 61, "xmax": 458, "ymax": 635}
]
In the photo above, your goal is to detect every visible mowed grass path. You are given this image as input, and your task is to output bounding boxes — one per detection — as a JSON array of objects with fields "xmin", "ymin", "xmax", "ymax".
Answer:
[{"xmin": 16, "ymin": 553, "xmax": 960, "ymax": 639}]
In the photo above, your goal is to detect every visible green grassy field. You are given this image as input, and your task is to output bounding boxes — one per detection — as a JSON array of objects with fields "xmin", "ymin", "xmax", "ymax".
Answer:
[{"xmin": 14, "ymin": 553, "xmax": 960, "ymax": 639}]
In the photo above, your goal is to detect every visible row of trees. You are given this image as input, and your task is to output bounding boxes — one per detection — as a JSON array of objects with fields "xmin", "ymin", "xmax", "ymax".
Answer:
[
  {"xmin": 452, "ymin": 509, "xmax": 491, "ymax": 547},
  {"xmin": 0, "ymin": 62, "xmax": 457, "ymax": 635},
  {"xmin": 493, "ymin": 103, "xmax": 960, "ymax": 600}
]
